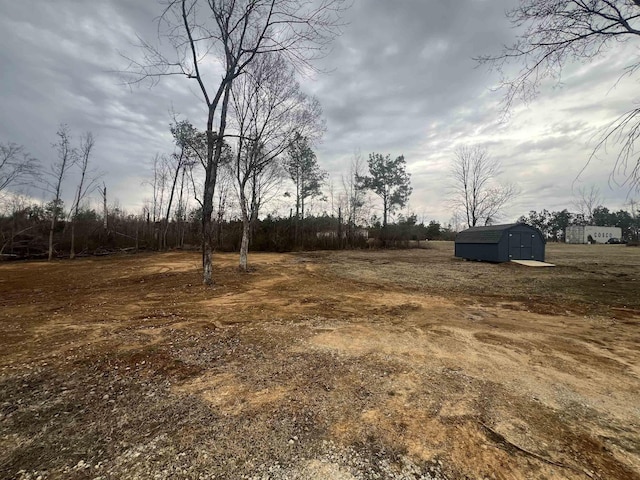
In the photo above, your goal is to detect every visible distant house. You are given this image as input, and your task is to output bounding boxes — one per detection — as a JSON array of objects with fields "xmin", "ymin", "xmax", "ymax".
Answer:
[
  {"xmin": 315, "ymin": 228, "xmax": 368, "ymax": 240},
  {"xmin": 455, "ymin": 223, "xmax": 546, "ymax": 263}
]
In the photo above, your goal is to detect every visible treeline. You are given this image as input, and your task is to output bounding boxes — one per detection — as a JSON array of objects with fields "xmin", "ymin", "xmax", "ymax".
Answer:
[
  {"xmin": 0, "ymin": 203, "xmax": 454, "ymax": 259},
  {"xmin": 1, "ymin": 128, "xmax": 101, "ymax": 261},
  {"xmin": 1, "ymin": 120, "xmax": 456, "ymax": 261},
  {"xmin": 518, "ymin": 205, "xmax": 640, "ymax": 242}
]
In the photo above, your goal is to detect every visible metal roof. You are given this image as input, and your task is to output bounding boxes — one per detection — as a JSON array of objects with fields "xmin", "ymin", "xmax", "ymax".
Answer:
[{"xmin": 455, "ymin": 223, "xmax": 519, "ymax": 244}]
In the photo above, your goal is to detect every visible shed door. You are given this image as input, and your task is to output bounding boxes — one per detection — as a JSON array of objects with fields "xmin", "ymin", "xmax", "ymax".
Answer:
[{"xmin": 509, "ymin": 232, "xmax": 534, "ymax": 259}]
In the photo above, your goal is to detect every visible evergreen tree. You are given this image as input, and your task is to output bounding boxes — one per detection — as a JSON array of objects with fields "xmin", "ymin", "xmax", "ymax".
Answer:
[
  {"xmin": 357, "ymin": 153, "xmax": 412, "ymax": 227},
  {"xmin": 284, "ymin": 134, "xmax": 326, "ymax": 220}
]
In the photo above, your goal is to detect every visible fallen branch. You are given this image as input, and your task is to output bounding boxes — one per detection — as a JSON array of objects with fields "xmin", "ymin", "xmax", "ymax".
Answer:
[{"xmin": 480, "ymin": 423, "xmax": 601, "ymax": 480}]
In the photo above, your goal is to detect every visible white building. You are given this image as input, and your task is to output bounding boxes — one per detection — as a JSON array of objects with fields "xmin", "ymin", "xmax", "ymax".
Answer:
[{"xmin": 565, "ymin": 226, "xmax": 622, "ymax": 244}]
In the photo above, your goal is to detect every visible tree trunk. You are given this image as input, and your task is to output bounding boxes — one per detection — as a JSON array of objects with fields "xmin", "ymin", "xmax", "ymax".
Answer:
[
  {"xmin": 249, "ymin": 202, "xmax": 259, "ymax": 245},
  {"xmin": 202, "ymin": 152, "xmax": 215, "ymax": 284},
  {"xmin": 239, "ymin": 220, "xmax": 250, "ymax": 272},
  {"xmin": 70, "ymin": 221, "xmax": 76, "ymax": 259},
  {"xmin": 48, "ymin": 216, "xmax": 55, "ymax": 261},
  {"xmin": 163, "ymin": 152, "xmax": 183, "ymax": 250},
  {"xmin": 203, "ymin": 235, "xmax": 213, "ymax": 283},
  {"xmin": 301, "ymin": 175, "xmax": 305, "ymax": 220},
  {"xmin": 338, "ymin": 207, "xmax": 342, "ymax": 248},
  {"xmin": 296, "ymin": 169, "xmax": 301, "ymax": 219},
  {"xmin": 202, "ymin": 118, "xmax": 217, "ymax": 283},
  {"xmin": 177, "ymin": 167, "xmax": 186, "ymax": 248},
  {"xmin": 238, "ymin": 185, "xmax": 250, "ymax": 272},
  {"xmin": 249, "ymin": 174, "xmax": 258, "ymax": 245},
  {"xmin": 202, "ymin": 81, "xmax": 231, "ymax": 285},
  {"xmin": 103, "ymin": 186, "xmax": 108, "ymax": 230},
  {"xmin": 382, "ymin": 192, "xmax": 388, "ymax": 227}
]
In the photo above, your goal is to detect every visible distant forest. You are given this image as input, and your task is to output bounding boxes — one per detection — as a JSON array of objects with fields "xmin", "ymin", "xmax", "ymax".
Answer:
[
  {"xmin": 0, "ymin": 204, "xmax": 454, "ymax": 260},
  {"xmin": 3, "ymin": 196, "xmax": 639, "ymax": 260},
  {"xmin": 519, "ymin": 205, "xmax": 640, "ymax": 242}
]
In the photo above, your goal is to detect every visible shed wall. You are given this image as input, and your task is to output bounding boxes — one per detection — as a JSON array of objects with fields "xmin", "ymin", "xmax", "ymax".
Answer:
[
  {"xmin": 506, "ymin": 225, "xmax": 545, "ymax": 261},
  {"xmin": 455, "ymin": 224, "xmax": 545, "ymax": 262},
  {"xmin": 454, "ymin": 243, "xmax": 502, "ymax": 262}
]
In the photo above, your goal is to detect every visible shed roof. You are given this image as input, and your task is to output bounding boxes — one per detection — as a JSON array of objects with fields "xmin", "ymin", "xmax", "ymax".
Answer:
[{"xmin": 455, "ymin": 223, "xmax": 518, "ymax": 244}]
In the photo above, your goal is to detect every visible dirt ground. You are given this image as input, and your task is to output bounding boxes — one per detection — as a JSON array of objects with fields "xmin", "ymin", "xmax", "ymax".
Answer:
[{"xmin": 1, "ymin": 242, "xmax": 639, "ymax": 479}]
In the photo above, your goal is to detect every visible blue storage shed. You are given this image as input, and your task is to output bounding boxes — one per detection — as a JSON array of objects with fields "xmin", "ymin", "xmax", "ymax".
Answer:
[{"xmin": 455, "ymin": 223, "xmax": 545, "ymax": 263}]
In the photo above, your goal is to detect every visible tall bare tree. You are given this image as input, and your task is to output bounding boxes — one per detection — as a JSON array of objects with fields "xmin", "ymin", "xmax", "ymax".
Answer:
[
  {"xmin": 573, "ymin": 184, "xmax": 602, "ymax": 225},
  {"xmin": 478, "ymin": 0, "xmax": 640, "ymax": 189},
  {"xmin": 285, "ymin": 133, "xmax": 326, "ymax": 220},
  {"xmin": 46, "ymin": 126, "xmax": 76, "ymax": 261},
  {"xmin": 142, "ymin": 154, "xmax": 171, "ymax": 249},
  {"xmin": 341, "ymin": 151, "xmax": 366, "ymax": 243},
  {"xmin": 128, "ymin": 0, "xmax": 346, "ymax": 285},
  {"xmin": 0, "ymin": 143, "xmax": 39, "ymax": 195},
  {"xmin": 69, "ymin": 132, "xmax": 99, "ymax": 259},
  {"xmin": 214, "ymin": 160, "xmax": 234, "ymax": 249},
  {"xmin": 450, "ymin": 146, "xmax": 518, "ymax": 228},
  {"xmin": 230, "ymin": 53, "xmax": 323, "ymax": 271},
  {"xmin": 248, "ymin": 160, "xmax": 283, "ymax": 223},
  {"xmin": 162, "ymin": 152, "xmax": 182, "ymax": 249},
  {"xmin": 625, "ymin": 198, "xmax": 640, "ymax": 240}
]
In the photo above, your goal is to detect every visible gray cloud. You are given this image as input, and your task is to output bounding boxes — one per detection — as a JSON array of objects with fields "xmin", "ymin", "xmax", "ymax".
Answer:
[{"xmin": 0, "ymin": 0, "xmax": 638, "ymax": 224}]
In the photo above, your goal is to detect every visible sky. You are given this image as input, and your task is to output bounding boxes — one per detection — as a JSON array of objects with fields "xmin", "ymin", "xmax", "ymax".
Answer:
[{"xmin": 1, "ymin": 0, "xmax": 639, "ymax": 227}]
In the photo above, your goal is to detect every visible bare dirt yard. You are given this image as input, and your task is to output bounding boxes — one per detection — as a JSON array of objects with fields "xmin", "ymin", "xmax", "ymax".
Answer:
[{"xmin": 1, "ymin": 242, "xmax": 639, "ymax": 480}]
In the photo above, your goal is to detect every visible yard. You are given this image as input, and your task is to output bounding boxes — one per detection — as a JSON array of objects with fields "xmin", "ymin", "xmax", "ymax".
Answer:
[{"xmin": 1, "ymin": 242, "xmax": 639, "ymax": 479}]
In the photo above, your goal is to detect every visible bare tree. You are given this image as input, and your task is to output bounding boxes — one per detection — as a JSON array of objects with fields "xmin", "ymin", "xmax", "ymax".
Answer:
[
  {"xmin": 230, "ymin": 53, "xmax": 323, "ymax": 271},
  {"xmin": 101, "ymin": 183, "xmax": 108, "ymax": 231},
  {"xmin": 45, "ymin": 125, "xmax": 76, "ymax": 261},
  {"xmin": 69, "ymin": 132, "xmax": 99, "ymax": 259},
  {"xmin": 341, "ymin": 151, "xmax": 366, "ymax": 244},
  {"xmin": 127, "ymin": 0, "xmax": 346, "ymax": 285},
  {"xmin": 285, "ymin": 133, "xmax": 326, "ymax": 220},
  {"xmin": 146, "ymin": 153, "xmax": 172, "ymax": 247},
  {"xmin": 248, "ymin": 160, "xmax": 283, "ymax": 223},
  {"xmin": 478, "ymin": 0, "xmax": 640, "ymax": 188},
  {"xmin": 573, "ymin": 184, "xmax": 602, "ymax": 224},
  {"xmin": 625, "ymin": 198, "xmax": 640, "ymax": 240},
  {"xmin": 214, "ymin": 163, "xmax": 233, "ymax": 249},
  {"xmin": 0, "ymin": 193, "xmax": 37, "ymax": 256},
  {"xmin": 160, "ymin": 151, "xmax": 182, "ymax": 249},
  {"xmin": 450, "ymin": 146, "xmax": 518, "ymax": 228},
  {"xmin": 0, "ymin": 143, "xmax": 40, "ymax": 194}
]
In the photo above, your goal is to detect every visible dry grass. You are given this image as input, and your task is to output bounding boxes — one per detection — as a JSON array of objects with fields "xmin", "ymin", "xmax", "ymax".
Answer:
[{"xmin": 1, "ymin": 243, "xmax": 639, "ymax": 479}]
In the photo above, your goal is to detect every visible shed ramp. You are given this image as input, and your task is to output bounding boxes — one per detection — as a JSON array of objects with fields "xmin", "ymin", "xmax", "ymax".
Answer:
[{"xmin": 510, "ymin": 260, "xmax": 555, "ymax": 267}]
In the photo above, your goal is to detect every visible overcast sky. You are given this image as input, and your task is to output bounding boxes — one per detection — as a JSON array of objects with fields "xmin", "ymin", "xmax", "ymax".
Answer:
[{"xmin": 1, "ymin": 0, "xmax": 638, "ymax": 226}]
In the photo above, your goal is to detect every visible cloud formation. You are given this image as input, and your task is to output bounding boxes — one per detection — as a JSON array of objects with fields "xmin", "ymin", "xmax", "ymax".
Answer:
[{"xmin": 0, "ymin": 0, "xmax": 638, "ymax": 224}]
